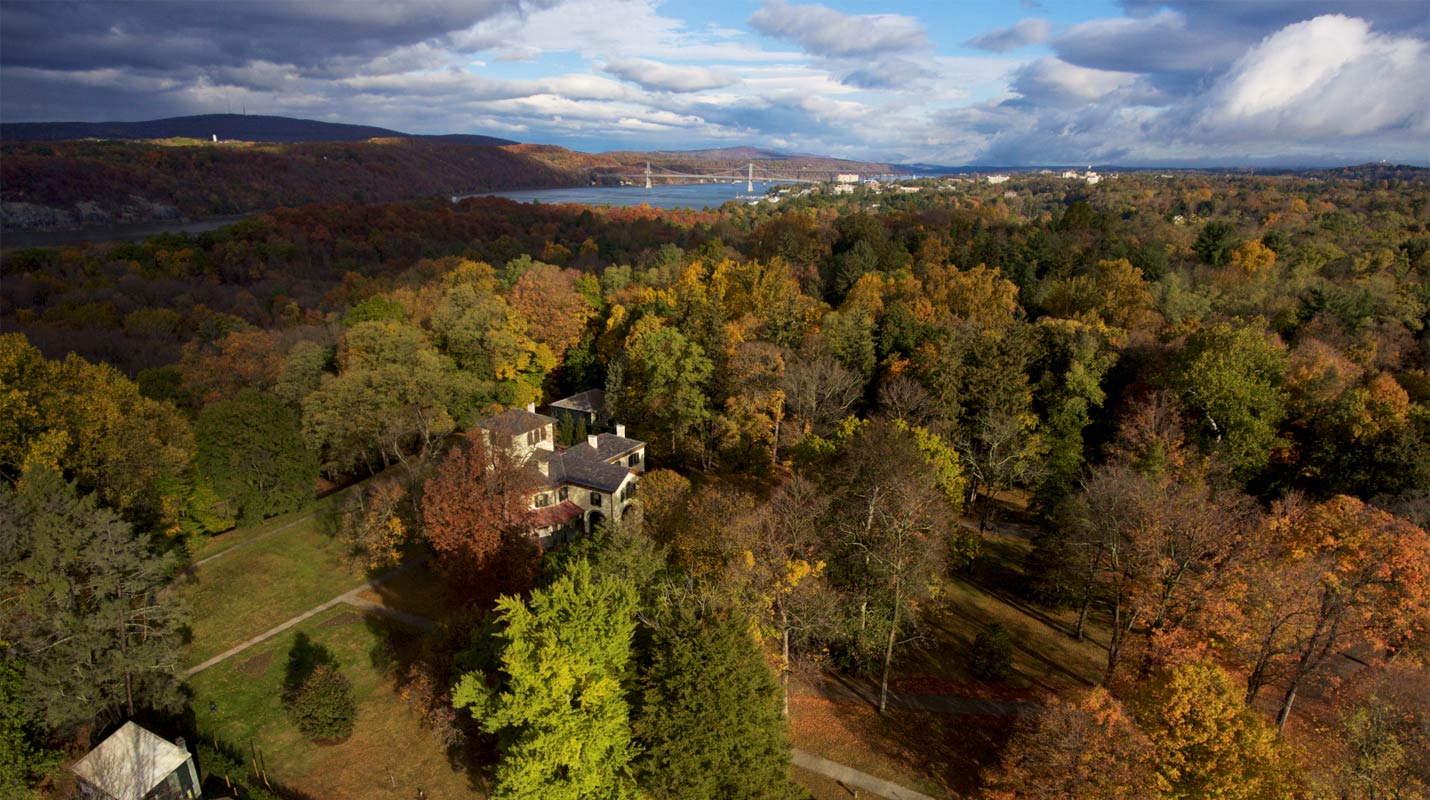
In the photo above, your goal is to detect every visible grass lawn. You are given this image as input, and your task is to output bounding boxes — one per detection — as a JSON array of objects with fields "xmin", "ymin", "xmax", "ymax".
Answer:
[
  {"xmin": 788, "ymin": 691, "xmax": 1010, "ymax": 799},
  {"xmin": 180, "ymin": 513, "xmax": 370, "ymax": 667},
  {"xmin": 909, "ymin": 526, "xmax": 1109, "ymax": 696},
  {"xmin": 188, "ymin": 605, "xmax": 483, "ymax": 799},
  {"xmin": 354, "ymin": 560, "xmax": 459, "ymax": 622}
]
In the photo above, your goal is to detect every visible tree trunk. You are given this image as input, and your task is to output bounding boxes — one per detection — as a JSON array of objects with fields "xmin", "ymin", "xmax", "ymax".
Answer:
[
  {"xmin": 781, "ymin": 625, "xmax": 791, "ymax": 719},
  {"xmin": 1275, "ymin": 681, "xmax": 1298, "ymax": 730},
  {"xmin": 118, "ymin": 603, "xmax": 134, "ymax": 718},
  {"xmin": 879, "ymin": 591, "xmax": 900, "ymax": 714},
  {"xmin": 1074, "ymin": 594, "xmax": 1092, "ymax": 640}
]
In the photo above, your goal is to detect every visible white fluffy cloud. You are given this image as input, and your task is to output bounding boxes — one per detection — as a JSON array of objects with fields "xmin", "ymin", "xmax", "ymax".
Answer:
[
  {"xmin": 1199, "ymin": 14, "xmax": 1430, "ymax": 138},
  {"xmin": 603, "ymin": 58, "xmax": 736, "ymax": 92},
  {"xmin": 748, "ymin": 0, "xmax": 929, "ymax": 59}
]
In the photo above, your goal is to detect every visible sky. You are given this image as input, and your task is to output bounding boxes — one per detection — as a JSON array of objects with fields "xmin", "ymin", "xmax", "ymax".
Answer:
[{"xmin": 1, "ymin": 0, "xmax": 1427, "ymax": 166}]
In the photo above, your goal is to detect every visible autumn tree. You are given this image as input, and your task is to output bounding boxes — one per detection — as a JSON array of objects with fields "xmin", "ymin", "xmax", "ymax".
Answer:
[
  {"xmin": 825, "ymin": 420, "xmax": 951, "ymax": 712},
  {"xmin": 506, "ymin": 261, "xmax": 598, "ymax": 362},
  {"xmin": 780, "ymin": 345, "xmax": 862, "ymax": 437},
  {"xmin": 0, "ymin": 333, "xmax": 196, "ymax": 533},
  {"xmin": 0, "ymin": 469, "xmax": 184, "ymax": 735},
  {"xmin": 1133, "ymin": 662, "xmax": 1293, "ymax": 800},
  {"xmin": 730, "ymin": 476, "xmax": 838, "ymax": 715},
  {"xmin": 982, "ymin": 687, "xmax": 1158, "ymax": 800},
  {"xmin": 1321, "ymin": 664, "xmax": 1430, "ymax": 799},
  {"xmin": 452, "ymin": 558, "xmax": 640, "ymax": 800},
  {"xmin": 303, "ymin": 319, "xmax": 480, "ymax": 477},
  {"xmin": 337, "ymin": 476, "xmax": 411, "ymax": 569},
  {"xmin": 1259, "ymin": 496, "xmax": 1430, "ymax": 728},
  {"xmin": 1060, "ymin": 444, "xmax": 1257, "ymax": 684},
  {"xmin": 420, "ymin": 433, "xmax": 537, "ymax": 600}
]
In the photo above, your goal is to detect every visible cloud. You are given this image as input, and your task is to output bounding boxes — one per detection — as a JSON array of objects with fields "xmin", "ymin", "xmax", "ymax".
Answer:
[
  {"xmin": 965, "ymin": 18, "xmax": 1052, "ymax": 52},
  {"xmin": 1010, "ymin": 57, "xmax": 1147, "ymax": 106},
  {"xmin": 604, "ymin": 58, "xmax": 736, "ymax": 92},
  {"xmin": 1054, "ymin": 11, "xmax": 1246, "ymax": 75},
  {"xmin": 1198, "ymin": 14, "xmax": 1430, "ymax": 138},
  {"xmin": 748, "ymin": 0, "xmax": 929, "ymax": 58}
]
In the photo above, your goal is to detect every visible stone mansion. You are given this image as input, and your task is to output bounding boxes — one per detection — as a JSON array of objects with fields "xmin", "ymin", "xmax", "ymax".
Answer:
[{"xmin": 477, "ymin": 389, "xmax": 645, "ymax": 548}]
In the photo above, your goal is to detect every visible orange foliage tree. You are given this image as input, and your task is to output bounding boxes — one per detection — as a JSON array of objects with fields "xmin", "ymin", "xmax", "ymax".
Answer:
[{"xmin": 982, "ymin": 686, "xmax": 1159, "ymax": 800}]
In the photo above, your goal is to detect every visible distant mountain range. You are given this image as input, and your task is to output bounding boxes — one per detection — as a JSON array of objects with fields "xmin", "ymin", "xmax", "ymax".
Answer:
[
  {"xmin": 0, "ymin": 113, "xmax": 516, "ymax": 146},
  {"xmin": 0, "ymin": 113, "xmax": 907, "ymax": 232}
]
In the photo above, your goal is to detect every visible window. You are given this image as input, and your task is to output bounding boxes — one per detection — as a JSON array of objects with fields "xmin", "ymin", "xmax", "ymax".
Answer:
[
  {"xmin": 629, "ymin": 451, "xmax": 641, "ymax": 466},
  {"xmin": 558, "ymin": 486, "xmax": 568, "ymax": 501},
  {"xmin": 535, "ymin": 493, "xmax": 550, "ymax": 508},
  {"xmin": 590, "ymin": 492, "xmax": 602, "ymax": 507}
]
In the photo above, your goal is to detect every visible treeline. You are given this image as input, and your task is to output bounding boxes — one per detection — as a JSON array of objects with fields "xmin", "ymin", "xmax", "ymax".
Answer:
[{"xmin": 0, "ymin": 138, "xmax": 580, "ymax": 229}]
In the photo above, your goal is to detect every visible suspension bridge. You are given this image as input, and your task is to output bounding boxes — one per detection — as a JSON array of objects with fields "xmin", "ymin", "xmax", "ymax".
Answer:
[{"xmin": 593, "ymin": 162, "xmax": 850, "ymax": 192}]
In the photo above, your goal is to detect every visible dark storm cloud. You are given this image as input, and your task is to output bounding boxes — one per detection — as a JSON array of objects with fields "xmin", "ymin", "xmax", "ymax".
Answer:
[
  {"xmin": 0, "ymin": 1, "xmax": 547, "ymax": 74},
  {"xmin": 1120, "ymin": 0, "xmax": 1430, "ymax": 35}
]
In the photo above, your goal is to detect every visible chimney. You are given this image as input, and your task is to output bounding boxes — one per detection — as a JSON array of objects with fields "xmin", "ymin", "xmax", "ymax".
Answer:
[
  {"xmin": 588, "ymin": 434, "xmax": 599, "ymax": 449},
  {"xmin": 616, "ymin": 423, "xmax": 626, "ymax": 438},
  {"xmin": 526, "ymin": 401, "xmax": 536, "ymax": 413}
]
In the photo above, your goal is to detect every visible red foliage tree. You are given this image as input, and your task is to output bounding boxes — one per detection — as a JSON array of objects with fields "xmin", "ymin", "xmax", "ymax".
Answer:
[{"xmin": 420, "ymin": 433, "xmax": 537, "ymax": 601}]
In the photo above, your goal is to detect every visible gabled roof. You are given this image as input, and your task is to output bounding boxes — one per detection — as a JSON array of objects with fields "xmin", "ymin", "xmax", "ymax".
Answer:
[
  {"xmin": 550, "ymin": 388, "xmax": 606, "ymax": 414},
  {"xmin": 480, "ymin": 408, "xmax": 550, "ymax": 439},
  {"xmin": 70, "ymin": 722, "xmax": 190, "ymax": 800},
  {"xmin": 526, "ymin": 445, "xmax": 633, "ymax": 494},
  {"xmin": 585, "ymin": 432, "xmax": 643, "ymax": 463}
]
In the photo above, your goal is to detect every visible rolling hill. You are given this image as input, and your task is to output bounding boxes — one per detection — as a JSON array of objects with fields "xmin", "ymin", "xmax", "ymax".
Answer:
[{"xmin": 0, "ymin": 113, "xmax": 515, "ymax": 146}]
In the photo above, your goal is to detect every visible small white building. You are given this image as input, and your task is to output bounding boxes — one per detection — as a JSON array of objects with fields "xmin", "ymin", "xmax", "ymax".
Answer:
[
  {"xmin": 835, "ymin": 173, "xmax": 860, "ymax": 184},
  {"xmin": 71, "ymin": 722, "xmax": 202, "ymax": 800},
  {"xmin": 985, "ymin": 174, "xmax": 1010, "ymax": 185}
]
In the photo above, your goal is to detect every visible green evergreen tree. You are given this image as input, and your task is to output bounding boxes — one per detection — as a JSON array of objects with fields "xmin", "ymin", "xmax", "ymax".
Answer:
[
  {"xmin": 634, "ymin": 607, "xmax": 801, "ymax": 800},
  {"xmin": 0, "ymin": 660, "xmax": 59, "ymax": 797},
  {"xmin": 196, "ymin": 389, "xmax": 318, "ymax": 526},
  {"xmin": 0, "ymin": 469, "xmax": 184, "ymax": 734},
  {"xmin": 452, "ymin": 558, "xmax": 640, "ymax": 800}
]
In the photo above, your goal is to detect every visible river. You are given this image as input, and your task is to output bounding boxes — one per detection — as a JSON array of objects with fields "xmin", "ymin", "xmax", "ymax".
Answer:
[
  {"xmin": 1, "ymin": 214, "xmax": 253, "ymax": 251},
  {"xmin": 459, "ymin": 182, "xmax": 783, "ymax": 210},
  {"xmin": 2, "ymin": 184, "xmax": 778, "ymax": 251}
]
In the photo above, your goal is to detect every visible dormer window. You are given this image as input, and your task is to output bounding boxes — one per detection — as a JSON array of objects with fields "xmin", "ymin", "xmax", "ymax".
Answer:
[
  {"xmin": 535, "ymin": 493, "xmax": 550, "ymax": 508},
  {"xmin": 629, "ymin": 451, "xmax": 641, "ymax": 466}
]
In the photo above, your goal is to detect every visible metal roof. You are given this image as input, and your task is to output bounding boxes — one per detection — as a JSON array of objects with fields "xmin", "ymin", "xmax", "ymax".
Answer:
[{"xmin": 70, "ymin": 722, "xmax": 190, "ymax": 800}]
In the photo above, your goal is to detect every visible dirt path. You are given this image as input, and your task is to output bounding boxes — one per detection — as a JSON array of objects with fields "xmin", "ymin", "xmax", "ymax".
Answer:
[
  {"xmin": 793, "ymin": 750, "xmax": 943, "ymax": 800},
  {"xmin": 193, "ymin": 512, "xmax": 318, "ymax": 568},
  {"xmin": 183, "ymin": 555, "xmax": 430, "ymax": 677}
]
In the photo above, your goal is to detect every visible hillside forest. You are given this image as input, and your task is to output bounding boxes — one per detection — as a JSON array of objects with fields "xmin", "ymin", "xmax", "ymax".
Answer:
[{"xmin": 2, "ymin": 167, "xmax": 1429, "ymax": 799}]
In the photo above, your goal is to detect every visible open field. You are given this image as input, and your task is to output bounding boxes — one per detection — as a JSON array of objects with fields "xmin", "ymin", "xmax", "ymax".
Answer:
[
  {"xmin": 179, "ymin": 512, "xmax": 370, "ymax": 668},
  {"xmin": 188, "ymin": 605, "xmax": 482, "ymax": 799}
]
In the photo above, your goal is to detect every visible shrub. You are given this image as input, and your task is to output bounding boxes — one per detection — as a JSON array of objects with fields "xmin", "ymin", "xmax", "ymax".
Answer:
[
  {"xmin": 285, "ymin": 664, "xmax": 356, "ymax": 741},
  {"xmin": 970, "ymin": 623, "xmax": 1015, "ymax": 681}
]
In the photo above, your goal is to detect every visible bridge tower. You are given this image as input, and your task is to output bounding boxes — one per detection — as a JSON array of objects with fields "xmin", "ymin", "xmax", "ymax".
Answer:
[
  {"xmin": 747, "ymin": 162, "xmax": 754, "ymax": 193},
  {"xmin": 645, "ymin": 162, "xmax": 652, "ymax": 190}
]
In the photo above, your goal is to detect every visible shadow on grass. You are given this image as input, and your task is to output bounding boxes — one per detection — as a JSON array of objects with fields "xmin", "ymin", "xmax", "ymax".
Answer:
[
  {"xmin": 791, "ymin": 690, "xmax": 1018, "ymax": 798},
  {"xmin": 361, "ymin": 610, "xmax": 496, "ymax": 798}
]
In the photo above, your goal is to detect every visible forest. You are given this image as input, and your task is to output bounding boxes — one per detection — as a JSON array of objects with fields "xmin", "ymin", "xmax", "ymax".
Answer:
[{"xmin": 2, "ymin": 166, "xmax": 1428, "ymax": 798}]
